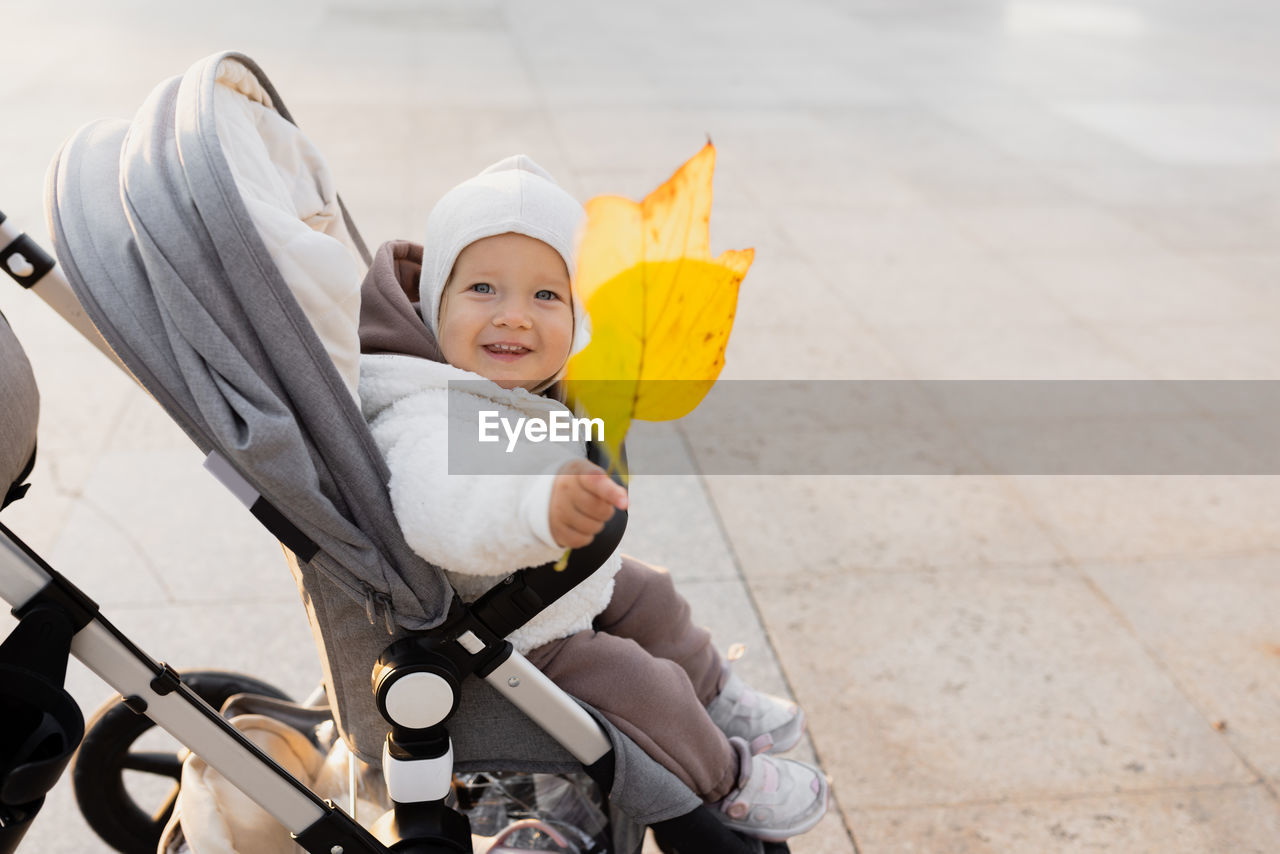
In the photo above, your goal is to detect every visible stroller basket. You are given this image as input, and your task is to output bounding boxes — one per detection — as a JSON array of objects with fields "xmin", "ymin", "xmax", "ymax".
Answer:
[{"xmin": 1, "ymin": 51, "xmax": 782, "ymax": 854}]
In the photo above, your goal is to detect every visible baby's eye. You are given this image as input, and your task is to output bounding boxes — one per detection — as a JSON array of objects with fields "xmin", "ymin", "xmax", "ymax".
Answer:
[
  {"xmin": 470, "ymin": 282, "xmax": 494, "ymax": 294},
  {"xmin": 535, "ymin": 289, "xmax": 561, "ymax": 301}
]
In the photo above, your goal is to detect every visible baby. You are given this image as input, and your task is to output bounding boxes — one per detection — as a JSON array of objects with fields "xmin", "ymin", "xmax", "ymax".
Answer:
[{"xmin": 358, "ymin": 156, "xmax": 828, "ymax": 842}]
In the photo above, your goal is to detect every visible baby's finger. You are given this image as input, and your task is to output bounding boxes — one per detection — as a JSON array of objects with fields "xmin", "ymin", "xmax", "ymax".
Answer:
[
  {"xmin": 557, "ymin": 529, "xmax": 592, "ymax": 549},
  {"xmin": 571, "ymin": 493, "xmax": 616, "ymax": 525},
  {"xmin": 561, "ymin": 513, "xmax": 604, "ymax": 543},
  {"xmin": 582, "ymin": 471, "xmax": 629, "ymax": 510}
]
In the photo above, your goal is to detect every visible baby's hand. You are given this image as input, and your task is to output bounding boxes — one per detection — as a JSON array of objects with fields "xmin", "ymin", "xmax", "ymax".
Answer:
[{"xmin": 550, "ymin": 459, "xmax": 629, "ymax": 549}]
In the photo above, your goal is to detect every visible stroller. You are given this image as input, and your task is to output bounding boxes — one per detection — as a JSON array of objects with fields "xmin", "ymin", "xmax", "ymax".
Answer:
[{"xmin": 0, "ymin": 52, "xmax": 790, "ymax": 854}]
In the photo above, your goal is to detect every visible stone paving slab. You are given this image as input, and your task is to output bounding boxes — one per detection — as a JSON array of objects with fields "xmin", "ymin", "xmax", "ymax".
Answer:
[
  {"xmin": 702, "ymin": 475, "xmax": 1068, "ymax": 577},
  {"xmin": 49, "ymin": 452, "xmax": 291, "ymax": 606},
  {"xmin": 850, "ymin": 784, "xmax": 1280, "ymax": 854},
  {"xmin": 1008, "ymin": 476, "xmax": 1280, "ymax": 563},
  {"xmin": 746, "ymin": 566, "xmax": 1254, "ymax": 809},
  {"xmin": 1079, "ymin": 553, "xmax": 1280, "ymax": 784}
]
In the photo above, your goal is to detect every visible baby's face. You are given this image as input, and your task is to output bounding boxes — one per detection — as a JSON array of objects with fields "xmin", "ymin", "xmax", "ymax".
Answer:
[{"xmin": 437, "ymin": 232, "xmax": 575, "ymax": 390}]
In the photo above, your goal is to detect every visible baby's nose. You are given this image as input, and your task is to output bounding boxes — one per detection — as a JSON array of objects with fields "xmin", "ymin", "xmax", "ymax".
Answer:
[{"xmin": 493, "ymin": 308, "xmax": 533, "ymax": 328}]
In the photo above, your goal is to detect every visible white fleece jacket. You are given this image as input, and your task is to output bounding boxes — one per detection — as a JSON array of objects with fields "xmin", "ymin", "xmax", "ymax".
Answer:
[{"xmin": 359, "ymin": 353, "xmax": 621, "ymax": 653}]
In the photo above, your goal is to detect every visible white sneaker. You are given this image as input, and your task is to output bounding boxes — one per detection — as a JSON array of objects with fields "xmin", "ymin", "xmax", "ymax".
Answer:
[
  {"xmin": 716, "ymin": 737, "xmax": 829, "ymax": 842},
  {"xmin": 707, "ymin": 670, "xmax": 806, "ymax": 755}
]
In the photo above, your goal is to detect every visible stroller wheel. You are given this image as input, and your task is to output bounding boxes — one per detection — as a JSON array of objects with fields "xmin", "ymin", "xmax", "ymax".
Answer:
[{"xmin": 72, "ymin": 670, "xmax": 290, "ymax": 854}]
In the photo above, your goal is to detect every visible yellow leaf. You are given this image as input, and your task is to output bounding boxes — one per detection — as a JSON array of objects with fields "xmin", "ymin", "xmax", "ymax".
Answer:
[{"xmin": 565, "ymin": 143, "xmax": 753, "ymax": 471}]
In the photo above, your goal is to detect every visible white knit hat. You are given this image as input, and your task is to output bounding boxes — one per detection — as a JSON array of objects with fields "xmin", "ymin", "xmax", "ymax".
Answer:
[{"xmin": 419, "ymin": 155, "xmax": 591, "ymax": 363}]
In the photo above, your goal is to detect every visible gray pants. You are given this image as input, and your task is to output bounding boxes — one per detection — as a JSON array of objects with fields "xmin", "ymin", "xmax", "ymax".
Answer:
[{"xmin": 525, "ymin": 556, "xmax": 737, "ymax": 802}]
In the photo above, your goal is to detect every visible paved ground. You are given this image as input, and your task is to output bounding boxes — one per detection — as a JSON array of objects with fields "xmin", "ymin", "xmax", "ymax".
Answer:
[{"xmin": 3, "ymin": 1, "xmax": 1280, "ymax": 852}]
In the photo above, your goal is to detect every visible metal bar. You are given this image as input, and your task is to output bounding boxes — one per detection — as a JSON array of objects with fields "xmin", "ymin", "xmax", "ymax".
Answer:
[
  {"xmin": 483, "ymin": 651, "xmax": 611, "ymax": 766},
  {"xmin": 0, "ymin": 529, "xmax": 329, "ymax": 836},
  {"xmin": 0, "ymin": 522, "xmax": 51, "ymax": 610},
  {"xmin": 70, "ymin": 621, "xmax": 330, "ymax": 832},
  {"xmin": 0, "ymin": 216, "xmax": 124, "ymax": 371}
]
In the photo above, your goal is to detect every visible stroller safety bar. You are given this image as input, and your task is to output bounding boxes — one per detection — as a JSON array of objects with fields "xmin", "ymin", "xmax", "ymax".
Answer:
[{"xmin": 484, "ymin": 648, "xmax": 611, "ymax": 766}]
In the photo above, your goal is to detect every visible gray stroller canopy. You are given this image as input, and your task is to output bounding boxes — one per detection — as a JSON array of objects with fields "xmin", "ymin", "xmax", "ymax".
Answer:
[{"xmin": 45, "ymin": 52, "xmax": 451, "ymax": 633}]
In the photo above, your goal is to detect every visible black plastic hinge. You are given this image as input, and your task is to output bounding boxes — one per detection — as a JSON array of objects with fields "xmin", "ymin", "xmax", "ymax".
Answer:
[
  {"xmin": 0, "ymin": 233, "xmax": 56, "ymax": 289},
  {"xmin": 292, "ymin": 801, "xmax": 388, "ymax": 854},
  {"xmin": 150, "ymin": 663, "xmax": 183, "ymax": 696},
  {"xmin": 472, "ymin": 640, "xmax": 514, "ymax": 679}
]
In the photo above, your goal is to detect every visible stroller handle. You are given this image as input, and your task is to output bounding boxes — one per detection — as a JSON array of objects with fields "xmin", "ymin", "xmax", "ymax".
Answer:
[{"xmin": 0, "ymin": 211, "xmax": 126, "ymax": 371}]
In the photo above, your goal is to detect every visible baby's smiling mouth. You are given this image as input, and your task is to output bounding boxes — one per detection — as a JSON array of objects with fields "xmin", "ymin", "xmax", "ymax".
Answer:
[{"xmin": 483, "ymin": 342, "xmax": 531, "ymax": 358}]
